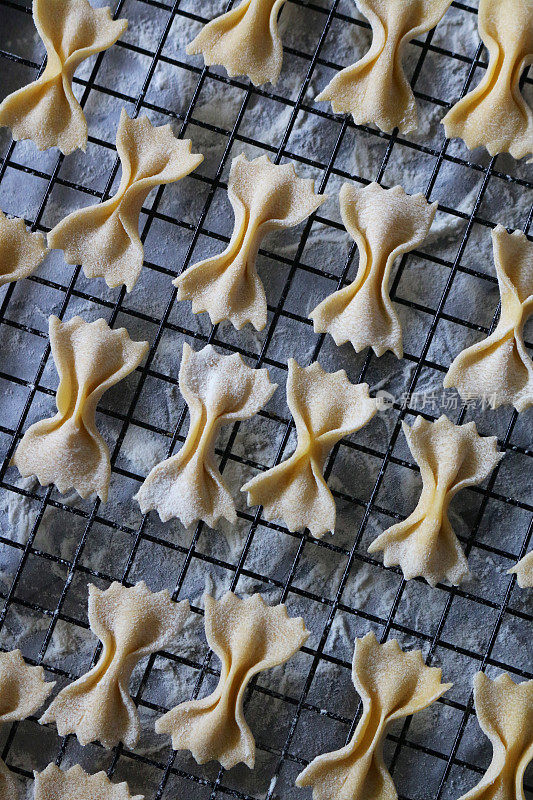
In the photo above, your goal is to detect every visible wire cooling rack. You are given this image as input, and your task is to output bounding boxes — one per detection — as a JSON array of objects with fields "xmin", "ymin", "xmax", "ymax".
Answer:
[{"xmin": 0, "ymin": 1, "xmax": 532, "ymax": 799}]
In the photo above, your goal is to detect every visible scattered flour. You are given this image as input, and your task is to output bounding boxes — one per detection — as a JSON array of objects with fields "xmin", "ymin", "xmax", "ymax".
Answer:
[{"xmin": 0, "ymin": 1, "xmax": 531, "ymax": 798}]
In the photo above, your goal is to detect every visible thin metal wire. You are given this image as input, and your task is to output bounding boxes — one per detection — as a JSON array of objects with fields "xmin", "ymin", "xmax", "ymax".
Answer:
[{"xmin": 0, "ymin": 1, "xmax": 531, "ymax": 799}]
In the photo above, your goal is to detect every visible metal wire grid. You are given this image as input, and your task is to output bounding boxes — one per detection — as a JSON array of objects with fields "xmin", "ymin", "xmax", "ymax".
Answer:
[{"xmin": 0, "ymin": 0, "xmax": 531, "ymax": 798}]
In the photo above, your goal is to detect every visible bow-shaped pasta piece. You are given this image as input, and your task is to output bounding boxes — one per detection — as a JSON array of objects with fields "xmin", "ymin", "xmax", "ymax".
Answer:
[
  {"xmin": 296, "ymin": 631, "xmax": 451, "ymax": 800},
  {"xmin": 0, "ymin": 650, "xmax": 54, "ymax": 800},
  {"xmin": 187, "ymin": 0, "xmax": 288, "ymax": 86},
  {"xmin": 442, "ymin": 0, "xmax": 533, "ymax": 161},
  {"xmin": 444, "ymin": 226, "xmax": 533, "ymax": 412},
  {"xmin": 369, "ymin": 415, "xmax": 503, "ymax": 586},
  {"xmin": 509, "ymin": 551, "xmax": 533, "ymax": 589},
  {"xmin": 34, "ymin": 764, "xmax": 143, "ymax": 800},
  {"xmin": 316, "ymin": 0, "xmax": 452, "ymax": 133},
  {"xmin": 0, "ymin": 210, "xmax": 47, "ymax": 286},
  {"xmin": 13, "ymin": 315, "xmax": 149, "ymax": 502},
  {"xmin": 310, "ymin": 182, "xmax": 437, "ymax": 358},
  {"xmin": 155, "ymin": 591, "xmax": 308, "ymax": 769},
  {"xmin": 48, "ymin": 109, "xmax": 204, "ymax": 291},
  {"xmin": 458, "ymin": 672, "xmax": 533, "ymax": 800},
  {"xmin": 135, "ymin": 343, "xmax": 277, "ymax": 527},
  {"xmin": 0, "ymin": 0, "xmax": 127, "ymax": 154},
  {"xmin": 241, "ymin": 359, "xmax": 378, "ymax": 538},
  {"xmin": 40, "ymin": 581, "xmax": 190, "ymax": 749},
  {"xmin": 175, "ymin": 153, "xmax": 324, "ymax": 330}
]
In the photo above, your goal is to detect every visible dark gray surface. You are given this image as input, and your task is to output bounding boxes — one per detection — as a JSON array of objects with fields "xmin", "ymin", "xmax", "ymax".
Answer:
[{"xmin": 0, "ymin": 1, "xmax": 532, "ymax": 799}]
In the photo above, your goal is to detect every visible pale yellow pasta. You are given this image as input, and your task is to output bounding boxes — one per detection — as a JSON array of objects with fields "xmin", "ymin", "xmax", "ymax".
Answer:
[
  {"xmin": 508, "ymin": 551, "xmax": 533, "ymax": 589},
  {"xmin": 296, "ymin": 631, "xmax": 451, "ymax": 800},
  {"xmin": 155, "ymin": 592, "xmax": 308, "ymax": 769},
  {"xmin": 458, "ymin": 672, "xmax": 533, "ymax": 800},
  {"xmin": 135, "ymin": 343, "xmax": 276, "ymax": 527},
  {"xmin": 242, "ymin": 359, "xmax": 377, "ymax": 538},
  {"xmin": 444, "ymin": 226, "xmax": 533, "ymax": 412},
  {"xmin": 310, "ymin": 182, "xmax": 437, "ymax": 358},
  {"xmin": 442, "ymin": 0, "xmax": 533, "ymax": 161},
  {"xmin": 0, "ymin": 0, "xmax": 127, "ymax": 154},
  {"xmin": 0, "ymin": 650, "xmax": 54, "ymax": 800},
  {"xmin": 175, "ymin": 153, "xmax": 324, "ymax": 330},
  {"xmin": 48, "ymin": 109, "xmax": 203, "ymax": 291},
  {"xmin": 34, "ymin": 764, "xmax": 143, "ymax": 800},
  {"xmin": 187, "ymin": 0, "xmax": 288, "ymax": 86},
  {"xmin": 13, "ymin": 315, "xmax": 149, "ymax": 501},
  {"xmin": 0, "ymin": 210, "xmax": 47, "ymax": 286},
  {"xmin": 40, "ymin": 581, "xmax": 190, "ymax": 749},
  {"xmin": 369, "ymin": 415, "xmax": 503, "ymax": 586},
  {"xmin": 317, "ymin": 0, "xmax": 452, "ymax": 133}
]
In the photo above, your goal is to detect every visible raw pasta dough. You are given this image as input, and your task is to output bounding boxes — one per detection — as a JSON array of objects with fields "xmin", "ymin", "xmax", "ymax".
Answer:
[
  {"xmin": 40, "ymin": 581, "xmax": 190, "ymax": 749},
  {"xmin": 48, "ymin": 109, "xmax": 203, "ymax": 291},
  {"xmin": 0, "ymin": 650, "xmax": 54, "ymax": 800},
  {"xmin": 442, "ymin": 0, "xmax": 533, "ymax": 161},
  {"xmin": 34, "ymin": 764, "xmax": 143, "ymax": 800},
  {"xmin": 296, "ymin": 631, "xmax": 451, "ymax": 800},
  {"xmin": 242, "ymin": 359, "xmax": 378, "ymax": 537},
  {"xmin": 509, "ymin": 551, "xmax": 533, "ymax": 589},
  {"xmin": 316, "ymin": 0, "xmax": 452, "ymax": 133},
  {"xmin": 187, "ymin": 0, "xmax": 288, "ymax": 86},
  {"xmin": 135, "ymin": 343, "xmax": 276, "ymax": 526},
  {"xmin": 13, "ymin": 315, "xmax": 148, "ymax": 501},
  {"xmin": 444, "ymin": 226, "xmax": 533, "ymax": 412},
  {"xmin": 155, "ymin": 591, "xmax": 308, "ymax": 769},
  {"xmin": 175, "ymin": 153, "xmax": 324, "ymax": 330},
  {"xmin": 458, "ymin": 672, "xmax": 533, "ymax": 800},
  {"xmin": 310, "ymin": 182, "xmax": 437, "ymax": 358},
  {"xmin": 369, "ymin": 415, "xmax": 503, "ymax": 586},
  {"xmin": 0, "ymin": 210, "xmax": 47, "ymax": 286},
  {"xmin": 0, "ymin": 0, "xmax": 127, "ymax": 154}
]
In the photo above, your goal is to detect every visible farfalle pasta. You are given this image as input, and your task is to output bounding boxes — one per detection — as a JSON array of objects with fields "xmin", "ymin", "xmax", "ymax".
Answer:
[
  {"xmin": 156, "ymin": 591, "xmax": 308, "ymax": 769},
  {"xmin": 241, "ymin": 359, "xmax": 378, "ymax": 538},
  {"xmin": 0, "ymin": 0, "xmax": 127, "ymax": 154},
  {"xmin": 34, "ymin": 764, "xmax": 143, "ymax": 800},
  {"xmin": 458, "ymin": 672, "xmax": 533, "ymax": 800},
  {"xmin": 0, "ymin": 650, "xmax": 54, "ymax": 800},
  {"xmin": 0, "ymin": 210, "xmax": 47, "ymax": 286},
  {"xmin": 316, "ymin": 0, "xmax": 452, "ymax": 133},
  {"xmin": 442, "ymin": 0, "xmax": 533, "ymax": 161},
  {"xmin": 310, "ymin": 182, "xmax": 437, "ymax": 358},
  {"xmin": 509, "ymin": 551, "xmax": 533, "ymax": 589},
  {"xmin": 296, "ymin": 631, "xmax": 451, "ymax": 800},
  {"xmin": 444, "ymin": 226, "xmax": 533, "ymax": 412},
  {"xmin": 175, "ymin": 153, "xmax": 324, "ymax": 330},
  {"xmin": 48, "ymin": 109, "xmax": 203, "ymax": 291},
  {"xmin": 135, "ymin": 343, "xmax": 276, "ymax": 527},
  {"xmin": 187, "ymin": 0, "xmax": 288, "ymax": 86},
  {"xmin": 369, "ymin": 415, "xmax": 503, "ymax": 586},
  {"xmin": 40, "ymin": 581, "xmax": 190, "ymax": 749},
  {"xmin": 13, "ymin": 316, "xmax": 148, "ymax": 501}
]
